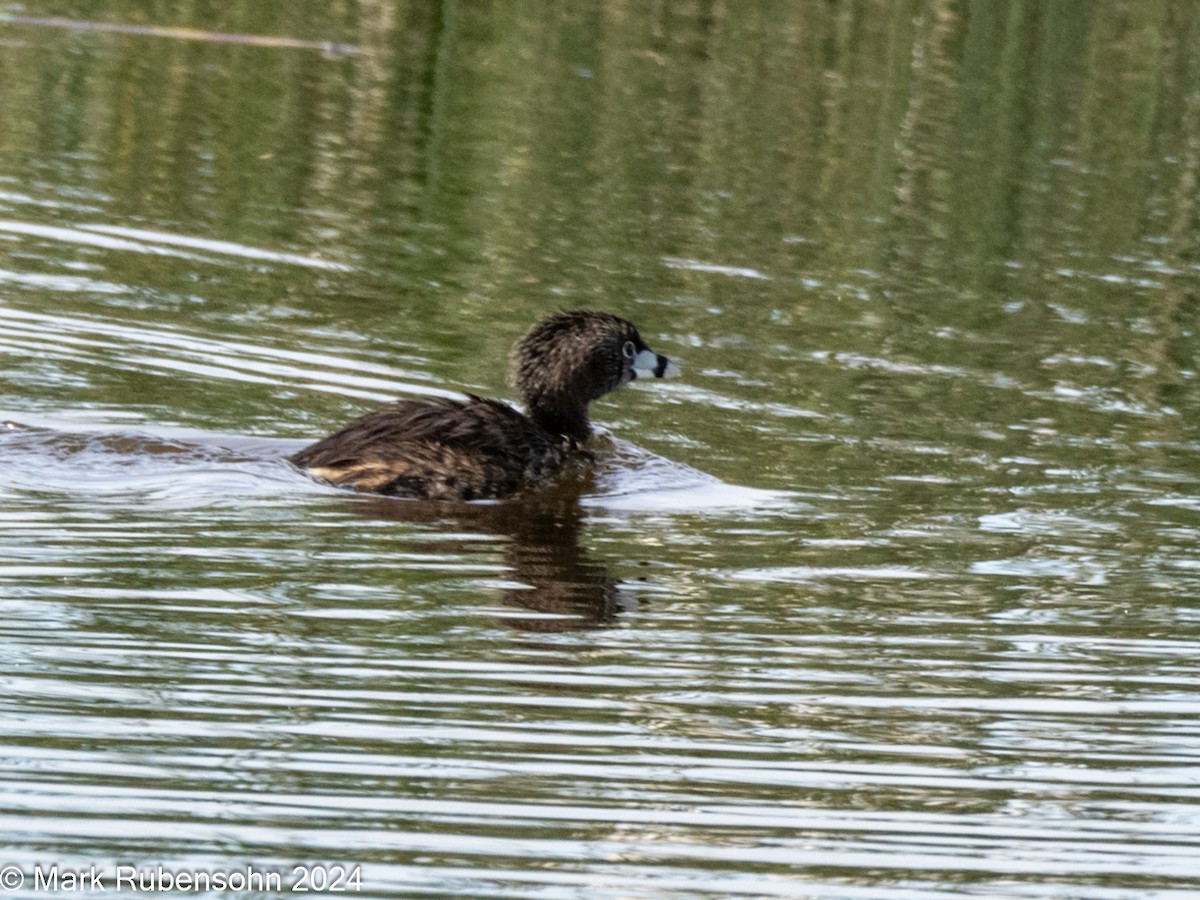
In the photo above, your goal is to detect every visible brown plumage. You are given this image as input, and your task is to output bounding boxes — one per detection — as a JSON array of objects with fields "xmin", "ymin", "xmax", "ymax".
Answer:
[{"xmin": 290, "ymin": 310, "xmax": 677, "ymax": 500}]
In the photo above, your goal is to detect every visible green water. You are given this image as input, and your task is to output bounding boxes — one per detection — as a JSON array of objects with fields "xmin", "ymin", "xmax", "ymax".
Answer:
[{"xmin": 3, "ymin": 2, "xmax": 1200, "ymax": 897}]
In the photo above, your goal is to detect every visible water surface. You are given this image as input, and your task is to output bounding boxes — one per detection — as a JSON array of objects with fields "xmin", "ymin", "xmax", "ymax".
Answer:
[{"xmin": 2, "ymin": 2, "xmax": 1200, "ymax": 897}]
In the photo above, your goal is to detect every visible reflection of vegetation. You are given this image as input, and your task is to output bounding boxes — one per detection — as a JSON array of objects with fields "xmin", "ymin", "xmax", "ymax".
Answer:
[
  {"xmin": 5, "ymin": 1, "xmax": 1200, "ymax": 451},
  {"xmin": 6, "ymin": 3, "xmax": 1198, "ymax": 280}
]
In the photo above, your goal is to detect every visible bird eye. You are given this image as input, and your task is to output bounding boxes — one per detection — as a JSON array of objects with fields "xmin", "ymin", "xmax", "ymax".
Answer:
[{"xmin": 622, "ymin": 341, "xmax": 636, "ymax": 360}]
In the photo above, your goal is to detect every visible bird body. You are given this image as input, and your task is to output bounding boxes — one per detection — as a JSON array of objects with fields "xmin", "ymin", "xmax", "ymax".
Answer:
[{"xmin": 291, "ymin": 311, "xmax": 676, "ymax": 500}]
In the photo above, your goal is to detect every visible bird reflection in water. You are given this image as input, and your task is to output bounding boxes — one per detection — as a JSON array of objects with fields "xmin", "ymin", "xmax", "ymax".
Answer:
[{"xmin": 350, "ymin": 487, "xmax": 629, "ymax": 632}]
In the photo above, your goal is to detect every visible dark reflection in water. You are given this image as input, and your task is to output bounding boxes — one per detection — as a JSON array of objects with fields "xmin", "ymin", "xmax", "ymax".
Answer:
[{"xmin": 353, "ymin": 492, "xmax": 626, "ymax": 632}]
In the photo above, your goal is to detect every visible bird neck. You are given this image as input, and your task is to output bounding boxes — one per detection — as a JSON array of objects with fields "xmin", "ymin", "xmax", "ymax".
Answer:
[{"xmin": 528, "ymin": 395, "xmax": 591, "ymax": 445}]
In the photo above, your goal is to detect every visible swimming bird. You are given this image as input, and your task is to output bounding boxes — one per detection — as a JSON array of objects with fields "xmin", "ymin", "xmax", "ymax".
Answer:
[{"xmin": 291, "ymin": 310, "xmax": 677, "ymax": 500}]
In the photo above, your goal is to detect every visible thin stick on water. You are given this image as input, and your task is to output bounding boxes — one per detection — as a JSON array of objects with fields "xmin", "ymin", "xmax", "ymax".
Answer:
[{"xmin": 0, "ymin": 14, "xmax": 359, "ymax": 56}]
